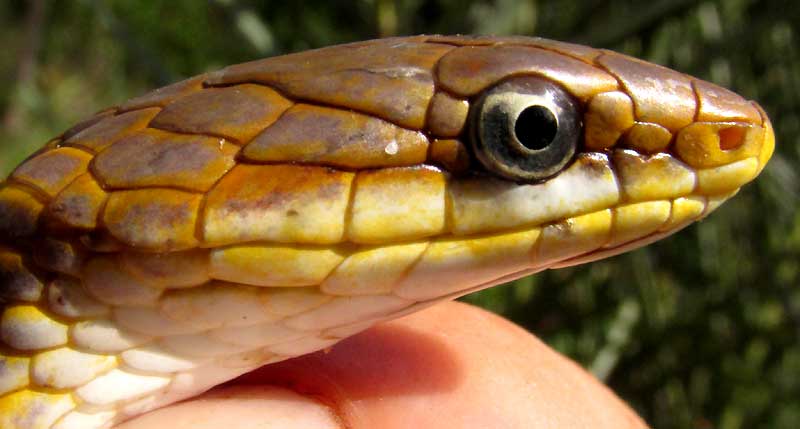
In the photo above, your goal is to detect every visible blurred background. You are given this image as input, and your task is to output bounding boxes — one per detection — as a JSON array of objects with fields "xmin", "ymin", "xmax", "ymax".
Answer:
[{"xmin": 0, "ymin": 0, "xmax": 798, "ymax": 427}]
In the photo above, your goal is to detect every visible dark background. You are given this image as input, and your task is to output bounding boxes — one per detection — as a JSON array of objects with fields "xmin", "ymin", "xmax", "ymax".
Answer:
[{"xmin": 1, "ymin": 1, "xmax": 798, "ymax": 428}]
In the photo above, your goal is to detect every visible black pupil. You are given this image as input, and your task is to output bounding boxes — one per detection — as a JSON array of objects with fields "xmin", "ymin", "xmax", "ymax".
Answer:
[{"xmin": 514, "ymin": 105, "xmax": 558, "ymax": 151}]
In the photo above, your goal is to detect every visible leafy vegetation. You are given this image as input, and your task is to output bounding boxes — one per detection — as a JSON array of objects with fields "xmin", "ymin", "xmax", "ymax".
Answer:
[{"xmin": 1, "ymin": 1, "xmax": 797, "ymax": 427}]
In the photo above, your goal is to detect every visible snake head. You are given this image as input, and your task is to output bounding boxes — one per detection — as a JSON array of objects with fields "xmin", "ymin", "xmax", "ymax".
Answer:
[
  {"xmin": 0, "ymin": 35, "xmax": 775, "ymax": 306},
  {"xmin": 1, "ymin": 35, "xmax": 775, "ymax": 300},
  {"xmin": 0, "ymin": 36, "xmax": 775, "ymax": 428}
]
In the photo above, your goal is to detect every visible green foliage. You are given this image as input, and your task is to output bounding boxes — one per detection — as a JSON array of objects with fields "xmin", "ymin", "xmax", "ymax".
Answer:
[{"xmin": 0, "ymin": 1, "xmax": 797, "ymax": 427}]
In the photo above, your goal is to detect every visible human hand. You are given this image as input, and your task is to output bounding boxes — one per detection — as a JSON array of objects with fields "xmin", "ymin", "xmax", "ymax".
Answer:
[{"xmin": 118, "ymin": 301, "xmax": 646, "ymax": 429}]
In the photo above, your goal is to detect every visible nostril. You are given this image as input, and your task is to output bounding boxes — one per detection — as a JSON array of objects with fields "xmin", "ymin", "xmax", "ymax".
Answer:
[
  {"xmin": 719, "ymin": 126, "xmax": 746, "ymax": 150},
  {"xmin": 674, "ymin": 122, "xmax": 764, "ymax": 169}
]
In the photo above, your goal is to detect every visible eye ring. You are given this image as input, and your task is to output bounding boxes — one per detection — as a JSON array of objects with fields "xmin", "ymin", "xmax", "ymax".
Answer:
[{"xmin": 470, "ymin": 77, "xmax": 581, "ymax": 181}]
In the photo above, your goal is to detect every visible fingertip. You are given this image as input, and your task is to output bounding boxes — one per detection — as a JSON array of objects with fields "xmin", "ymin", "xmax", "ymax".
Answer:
[
  {"xmin": 237, "ymin": 301, "xmax": 647, "ymax": 429},
  {"xmin": 119, "ymin": 302, "xmax": 647, "ymax": 429},
  {"xmin": 116, "ymin": 385, "xmax": 343, "ymax": 429}
]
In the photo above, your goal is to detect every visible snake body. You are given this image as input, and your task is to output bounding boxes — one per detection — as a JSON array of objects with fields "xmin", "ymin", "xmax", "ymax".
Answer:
[{"xmin": 0, "ymin": 35, "xmax": 774, "ymax": 428}]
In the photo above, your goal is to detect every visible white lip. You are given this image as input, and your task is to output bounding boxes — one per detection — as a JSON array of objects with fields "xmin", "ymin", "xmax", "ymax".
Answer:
[{"xmin": 448, "ymin": 152, "xmax": 620, "ymax": 235}]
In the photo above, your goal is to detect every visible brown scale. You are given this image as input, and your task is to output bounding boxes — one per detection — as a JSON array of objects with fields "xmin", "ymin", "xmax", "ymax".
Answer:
[
  {"xmin": 242, "ymin": 104, "xmax": 429, "ymax": 168},
  {"xmin": 425, "ymin": 35, "xmax": 604, "ymax": 63},
  {"xmin": 32, "ymin": 237, "xmax": 86, "ymax": 278},
  {"xmin": 149, "ymin": 84, "xmax": 292, "ymax": 143},
  {"xmin": 0, "ymin": 247, "xmax": 46, "ymax": 303},
  {"xmin": 202, "ymin": 164, "xmax": 354, "ymax": 246},
  {"xmin": 205, "ymin": 37, "xmax": 453, "ymax": 130},
  {"xmin": 426, "ymin": 92, "xmax": 470, "ymax": 138},
  {"xmin": 10, "ymin": 148, "xmax": 93, "ymax": 198},
  {"xmin": 102, "ymin": 188, "xmax": 202, "ymax": 251},
  {"xmin": 60, "ymin": 109, "xmax": 116, "ymax": 141},
  {"xmin": 116, "ymin": 75, "xmax": 206, "ymax": 112},
  {"xmin": 44, "ymin": 173, "xmax": 107, "ymax": 231},
  {"xmin": 91, "ymin": 128, "xmax": 239, "ymax": 192},
  {"xmin": 63, "ymin": 107, "xmax": 161, "ymax": 152},
  {"xmin": 436, "ymin": 44, "xmax": 619, "ymax": 100},
  {"xmin": 597, "ymin": 51, "xmax": 698, "ymax": 132}
]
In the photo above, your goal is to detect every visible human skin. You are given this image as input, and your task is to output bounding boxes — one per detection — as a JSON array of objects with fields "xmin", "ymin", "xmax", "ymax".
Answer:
[{"xmin": 118, "ymin": 301, "xmax": 646, "ymax": 429}]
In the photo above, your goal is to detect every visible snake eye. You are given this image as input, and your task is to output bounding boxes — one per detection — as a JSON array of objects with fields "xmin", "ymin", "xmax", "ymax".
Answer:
[{"xmin": 470, "ymin": 77, "xmax": 581, "ymax": 181}]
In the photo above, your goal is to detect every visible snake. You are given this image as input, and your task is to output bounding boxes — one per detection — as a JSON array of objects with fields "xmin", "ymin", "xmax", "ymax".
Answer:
[{"xmin": 0, "ymin": 35, "xmax": 774, "ymax": 428}]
